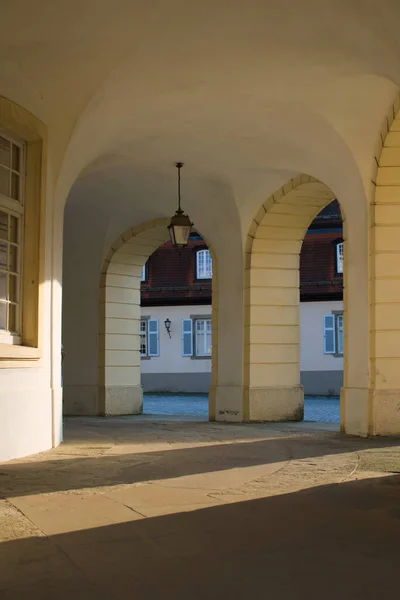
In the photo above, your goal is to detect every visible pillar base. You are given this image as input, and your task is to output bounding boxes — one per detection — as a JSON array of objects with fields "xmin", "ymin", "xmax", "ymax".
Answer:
[
  {"xmin": 340, "ymin": 387, "xmax": 369, "ymax": 437},
  {"xmin": 247, "ymin": 386, "xmax": 304, "ymax": 422},
  {"xmin": 214, "ymin": 385, "xmax": 244, "ymax": 422},
  {"xmin": 371, "ymin": 390, "xmax": 400, "ymax": 436},
  {"xmin": 99, "ymin": 385, "xmax": 143, "ymax": 416}
]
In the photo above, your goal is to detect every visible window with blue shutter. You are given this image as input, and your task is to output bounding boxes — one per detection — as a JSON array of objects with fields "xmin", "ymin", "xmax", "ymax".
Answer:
[
  {"xmin": 182, "ymin": 319, "xmax": 193, "ymax": 356},
  {"xmin": 323, "ymin": 315, "xmax": 336, "ymax": 354},
  {"xmin": 148, "ymin": 319, "xmax": 159, "ymax": 356}
]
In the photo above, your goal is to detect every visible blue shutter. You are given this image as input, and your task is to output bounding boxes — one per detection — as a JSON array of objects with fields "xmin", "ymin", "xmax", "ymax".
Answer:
[
  {"xmin": 148, "ymin": 319, "xmax": 159, "ymax": 356},
  {"xmin": 182, "ymin": 319, "xmax": 193, "ymax": 356},
  {"xmin": 323, "ymin": 315, "xmax": 336, "ymax": 354}
]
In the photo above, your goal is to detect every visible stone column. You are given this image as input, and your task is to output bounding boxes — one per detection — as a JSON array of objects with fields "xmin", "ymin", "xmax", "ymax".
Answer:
[
  {"xmin": 244, "ymin": 177, "xmax": 333, "ymax": 422},
  {"xmin": 368, "ymin": 117, "xmax": 400, "ymax": 435}
]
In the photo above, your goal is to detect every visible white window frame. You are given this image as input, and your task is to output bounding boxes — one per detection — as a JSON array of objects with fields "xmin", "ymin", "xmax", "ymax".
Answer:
[
  {"xmin": 336, "ymin": 242, "xmax": 344, "ymax": 274},
  {"xmin": 194, "ymin": 318, "xmax": 212, "ymax": 357},
  {"xmin": 196, "ymin": 249, "xmax": 212, "ymax": 280},
  {"xmin": 0, "ymin": 129, "xmax": 24, "ymax": 345},
  {"xmin": 141, "ymin": 263, "xmax": 146, "ymax": 282},
  {"xmin": 335, "ymin": 313, "xmax": 344, "ymax": 356},
  {"xmin": 182, "ymin": 317, "xmax": 212, "ymax": 357}
]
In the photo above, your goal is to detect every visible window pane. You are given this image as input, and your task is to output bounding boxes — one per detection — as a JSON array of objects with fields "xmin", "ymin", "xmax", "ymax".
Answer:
[
  {"xmin": 8, "ymin": 303, "xmax": 16, "ymax": 333},
  {"xmin": 12, "ymin": 144, "xmax": 20, "ymax": 172},
  {"xmin": 195, "ymin": 319, "xmax": 211, "ymax": 355},
  {"xmin": 0, "ymin": 211, "xmax": 8, "ymax": 240},
  {"xmin": 0, "ymin": 137, "xmax": 10, "ymax": 167},
  {"xmin": 336, "ymin": 243, "xmax": 344, "ymax": 274},
  {"xmin": 0, "ymin": 166, "xmax": 9, "ymax": 197},
  {"xmin": 9, "ymin": 274, "xmax": 17, "ymax": 302},
  {"xmin": 9, "ymin": 245, "xmax": 17, "ymax": 273},
  {"xmin": 206, "ymin": 332, "xmax": 212, "ymax": 354},
  {"xmin": 140, "ymin": 319, "xmax": 147, "ymax": 356},
  {"xmin": 9, "ymin": 216, "xmax": 18, "ymax": 243},
  {"xmin": 11, "ymin": 173, "xmax": 20, "ymax": 201},
  {"xmin": 0, "ymin": 301, "xmax": 6, "ymax": 330},
  {"xmin": 337, "ymin": 315, "xmax": 344, "ymax": 354},
  {"xmin": 197, "ymin": 250, "xmax": 212, "ymax": 279},
  {"xmin": 0, "ymin": 271, "xmax": 6, "ymax": 300},
  {"xmin": 0, "ymin": 241, "xmax": 7, "ymax": 269}
]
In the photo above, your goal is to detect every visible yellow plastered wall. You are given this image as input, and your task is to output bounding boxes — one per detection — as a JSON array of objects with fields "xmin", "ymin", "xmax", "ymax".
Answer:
[
  {"xmin": 244, "ymin": 175, "xmax": 336, "ymax": 420},
  {"xmin": 373, "ymin": 97, "xmax": 400, "ymax": 389},
  {"xmin": 371, "ymin": 96, "xmax": 400, "ymax": 434}
]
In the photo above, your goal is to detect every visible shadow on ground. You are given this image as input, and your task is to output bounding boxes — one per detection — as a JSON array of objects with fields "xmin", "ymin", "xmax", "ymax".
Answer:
[
  {"xmin": 0, "ymin": 420, "xmax": 399, "ymax": 497},
  {"xmin": 1, "ymin": 474, "xmax": 399, "ymax": 599}
]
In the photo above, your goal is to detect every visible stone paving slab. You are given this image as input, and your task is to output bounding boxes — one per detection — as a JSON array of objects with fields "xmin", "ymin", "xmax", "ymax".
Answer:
[{"xmin": 0, "ymin": 419, "xmax": 399, "ymax": 599}]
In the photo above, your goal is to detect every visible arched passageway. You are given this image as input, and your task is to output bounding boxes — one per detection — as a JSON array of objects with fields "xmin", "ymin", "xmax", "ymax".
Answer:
[
  {"xmin": 244, "ymin": 176, "xmax": 340, "ymax": 422},
  {"xmin": 63, "ymin": 217, "xmax": 219, "ymax": 418},
  {"xmin": 244, "ymin": 174, "xmax": 373, "ymax": 436}
]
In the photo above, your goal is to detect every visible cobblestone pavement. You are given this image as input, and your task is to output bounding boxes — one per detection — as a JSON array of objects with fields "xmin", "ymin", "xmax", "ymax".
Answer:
[
  {"xmin": 0, "ymin": 418, "xmax": 399, "ymax": 599},
  {"xmin": 144, "ymin": 393, "xmax": 340, "ymax": 422}
]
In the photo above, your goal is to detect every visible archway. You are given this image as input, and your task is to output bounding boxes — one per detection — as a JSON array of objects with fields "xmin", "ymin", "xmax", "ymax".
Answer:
[
  {"xmin": 244, "ymin": 175, "xmax": 347, "ymax": 423},
  {"xmin": 99, "ymin": 221, "xmax": 217, "ymax": 417}
]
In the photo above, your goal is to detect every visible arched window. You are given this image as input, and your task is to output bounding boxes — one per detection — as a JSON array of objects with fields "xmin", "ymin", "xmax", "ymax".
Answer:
[{"xmin": 196, "ymin": 249, "xmax": 212, "ymax": 279}]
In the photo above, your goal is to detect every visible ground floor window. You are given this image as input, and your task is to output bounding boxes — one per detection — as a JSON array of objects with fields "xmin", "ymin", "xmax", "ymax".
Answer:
[
  {"xmin": 323, "ymin": 313, "xmax": 343, "ymax": 356},
  {"xmin": 195, "ymin": 318, "xmax": 212, "ymax": 356},
  {"xmin": 140, "ymin": 318, "xmax": 159, "ymax": 357},
  {"xmin": 0, "ymin": 131, "xmax": 24, "ymax": 342},
  {"xmin": 182, "ymin": 317, "xmax": 212, "ymax": 357}
]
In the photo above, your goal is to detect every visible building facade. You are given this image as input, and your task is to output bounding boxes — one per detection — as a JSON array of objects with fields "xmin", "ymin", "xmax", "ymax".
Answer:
[{"xmin": 140, "ymin": 205, "xmax": 344, "ymax": 396}]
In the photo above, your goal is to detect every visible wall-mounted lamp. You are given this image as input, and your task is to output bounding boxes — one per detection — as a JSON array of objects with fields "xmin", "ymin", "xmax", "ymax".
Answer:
[{"xmin": 164, "ymin": 318, "xmax": 172, "ymax": 338}]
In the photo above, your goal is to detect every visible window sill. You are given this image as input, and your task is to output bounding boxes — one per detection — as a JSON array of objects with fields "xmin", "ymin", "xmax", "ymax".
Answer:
[
  {"xmin": 0, "ymin": 343, "xmax": 41, "ymax": 360},
  {"xmin": 191, "ymin": 355, "xmax": 212, "ymax": 360}
]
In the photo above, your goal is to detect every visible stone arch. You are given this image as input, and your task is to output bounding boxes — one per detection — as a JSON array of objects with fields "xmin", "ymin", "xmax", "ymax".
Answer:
[
  {"xmin": 98, "ymin": 219, "xmax": 218, "ymax": 417},
  {"xmin": 244, "ymin": 175, "xmax": 342, "ymax": 422},
  {"xmin": 370, "ymin": 94, "xmax": 400, "ymax": 435},
  {"xmin": 98, "ymin": 219, "xmax": 169, "ymax": 415}
]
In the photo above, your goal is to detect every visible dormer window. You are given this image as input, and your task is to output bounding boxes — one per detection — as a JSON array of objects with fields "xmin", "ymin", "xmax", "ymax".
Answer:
[
  {"xmin": 336, "ymin": 242, "xmax": 344, "ymax": 274},
  {"xmin": 196, "ymin": 249, "xmax": 212, "ymax": 279},
  {"xmin": 141, "ymin": 263, "xmax": 147, "ymax": 282}
]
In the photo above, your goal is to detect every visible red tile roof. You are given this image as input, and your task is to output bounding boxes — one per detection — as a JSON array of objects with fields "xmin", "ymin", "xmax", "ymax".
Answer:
[{"xmin": 141, "ymin": 203, "xmax": 343, "ymax": 305}]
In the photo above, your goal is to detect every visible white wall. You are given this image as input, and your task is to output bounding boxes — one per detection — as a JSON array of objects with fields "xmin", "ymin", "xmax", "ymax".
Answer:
[
  {"xmin": 300, "ymin": 301, "xmax": 344, "ymax": 372},
  {"xmin": 142, "ymin": 301, "xmax": 343, "ymax": 376},
  {"xmin": 141, "ymin": 305, "xmax": 212, "ymax": 375}
]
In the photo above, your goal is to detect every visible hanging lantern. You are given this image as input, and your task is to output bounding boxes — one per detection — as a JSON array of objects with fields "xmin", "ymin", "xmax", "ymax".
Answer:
[{"xmin": 168, "ymin": 162, "xmax": 193, "ymax": 248}]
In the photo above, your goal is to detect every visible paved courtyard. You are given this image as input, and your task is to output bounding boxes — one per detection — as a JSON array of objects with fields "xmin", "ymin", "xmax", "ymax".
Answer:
[
  {"xmin": 0, "ymin": 417, "xmax": 399, "ymax": 599},
  {"xmin": 144, "ymin": 394, "xmax": 341, "ymax": 422}
]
